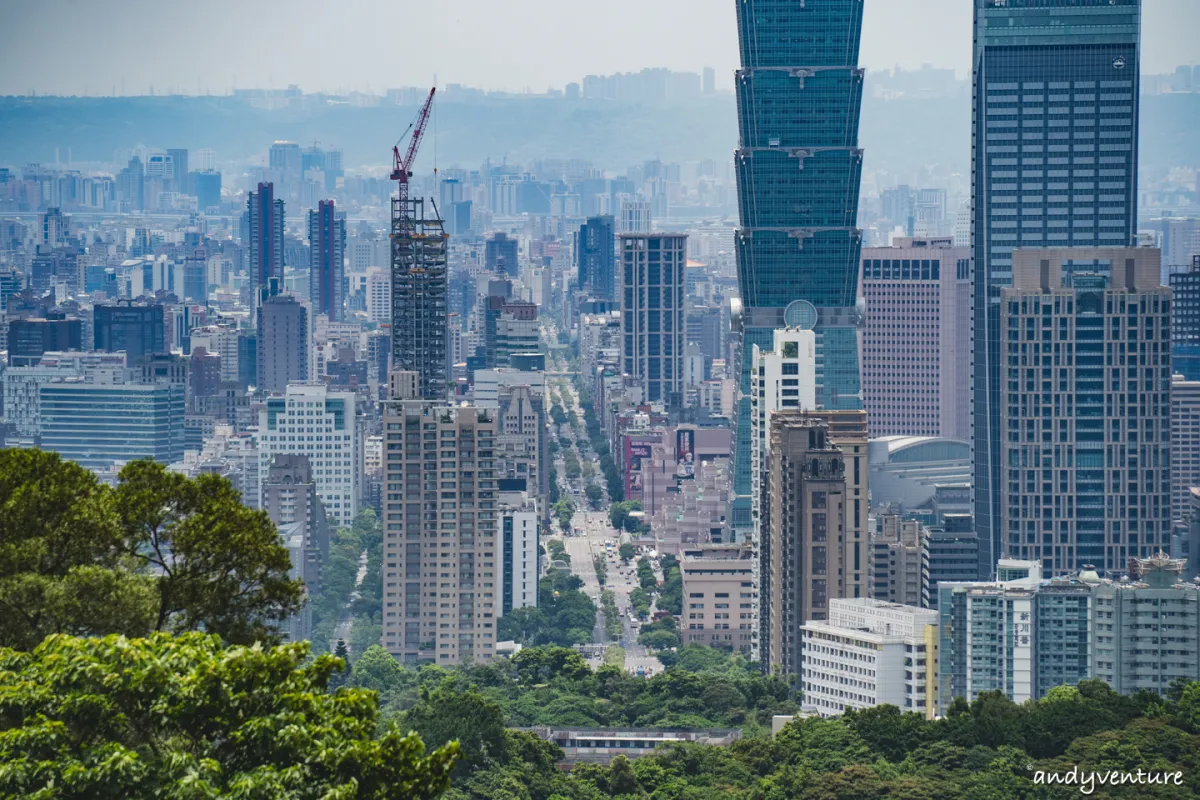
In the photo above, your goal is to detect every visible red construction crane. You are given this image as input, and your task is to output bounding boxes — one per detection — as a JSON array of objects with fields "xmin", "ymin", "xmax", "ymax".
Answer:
[{"xmin": 391, "ymin": 87, "xmax": 436, "ymax": 206}]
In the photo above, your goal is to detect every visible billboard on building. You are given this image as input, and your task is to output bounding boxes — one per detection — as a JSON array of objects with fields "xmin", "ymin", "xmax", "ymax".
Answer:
[{"xmin": 675, "ymin": 428, "xmax": 695, "ymax": 479}]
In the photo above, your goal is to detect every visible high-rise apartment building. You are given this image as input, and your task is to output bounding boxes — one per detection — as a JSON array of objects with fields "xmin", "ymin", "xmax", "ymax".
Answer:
[
  {"xmin": 499, "ymin": 488, "xmax": 539, "ymax": 616},
  {"xmin": 869, "ymin": 515, "xmax": 929, "ymax": 608},
  {"xmin": 246, "ymin": 182, "xmax": 285, "ymax": 308},
  {"xmin": 619, "ymin": 197, "xmax": 651, "ymax": 234},
  {"xmin": 861, "ymin": 237, "xmax": 970, "ymax": 439},
  {"xmin": 620, "ymin": 234, "xmax": 687, "ymax": 408},
  {"xmin": 308, "ymin": 200, "xmax": 346, "ymax": 322},
  {"xmin": 972, "ymin": 0, "xmax": 1142, "ymax": 577},
  {"xmin": 391, "ymin": 198, "xmax": 448, "ymax": 400},
  {"xmin": 800, "ymin": 598, "xmax": 939, "ymax": 719},
  {"xmin": 747, "ymin": 327, "xmax": 816, "ymax": 659},
  {"xmin": 257, "ymin": 384, "xmax": 359, "ymax": 528},
  {"xmin": 1093, "ymin": 554, "xmax": 1200, "ymax": 693},
  {"xmin": 381, "ymin": 374, "xmax": 501, "ymax": 665},
  {"xmin": 94, "ymin": 300, "xmax": 166, "ymax": 367},
  {"xmin": 577, "ymin": 215, "xmax": 617, "ymax": 301},
  {"xmin": 256, "ymin": 295, "xmax": 309, "ymax": 394},
  {"xmin": 732, "ymin": 0, "xmax": 866, "ymax": 533},
  {"xmin": 999, "ymin": 249, "xmax": 1169, "ymax": 575},
  {"xmin": 761, "ymin": 415, "xmax": 847, "ymax": 678}
]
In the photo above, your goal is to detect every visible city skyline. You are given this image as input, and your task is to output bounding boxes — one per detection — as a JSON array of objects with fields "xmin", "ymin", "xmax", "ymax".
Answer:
[{"xmin": 4, "ymin": 0, "xmax": 1197, "ymax": 97}]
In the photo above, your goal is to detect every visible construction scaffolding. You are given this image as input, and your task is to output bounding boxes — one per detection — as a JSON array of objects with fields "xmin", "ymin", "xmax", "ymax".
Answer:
[{"xmin": 390, "ymin": 196, "xmax": 448, "ymax": 400}]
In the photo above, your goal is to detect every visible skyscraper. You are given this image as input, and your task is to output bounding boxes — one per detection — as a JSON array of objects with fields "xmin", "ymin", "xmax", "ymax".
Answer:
[
  {"xmin": 381, "ymin": 374, "xmax": 501, "ymax": 665},
  {"xmin": 246, "ymin": 182, "xmax": 285, "ymax": 309},
  {"xmin": 256, "ymin": 295, "xmax": 309, "ymax": 394},
  {"xmin": 577, "ymin": 215, "xmax": 616, "ymax": 300},
  {"xmin": 732, "ymin": 0, "xmax": 866, "ymax": 531},
  {"xmin": 391, "ymin": 198, "xmax": 448, "ymax": 400},
  {"xmin": 972, "ymin": 0, "xmax": 1142, "ymax": 577},
  {"xmin": 485, "ymin": 233, "xmax": 519, "ymax": 278},
  {"xmin": 1000, "ymin": 249, "xmax": 1168, "ymax": 575},
  {"xmin": 861, "ymin": 238, "xmax": 971, "ymax": 439},
  {"xmin": 94, "ymin": 300, "xmax": 166, "ymax": 367},
  {"xmin": 308, "ymin": 200, "xmax": 346, "ymax": 321},
  {"xmin": 620, "ymin": 233, "xmax": 687, "ymax": 408}
]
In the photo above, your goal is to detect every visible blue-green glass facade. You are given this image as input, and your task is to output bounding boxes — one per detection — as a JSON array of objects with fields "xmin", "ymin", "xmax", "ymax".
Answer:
[
  {"xmin": 732, "ymin": 0, "xmax": 866, "ymax": 521},
  {"xmin": 39, "ymin": 382, "xmax": 186, "ymax": 469},
  {"xmin": 972, "ymin": 0, "xmax": 1141, "ymax": 578}
]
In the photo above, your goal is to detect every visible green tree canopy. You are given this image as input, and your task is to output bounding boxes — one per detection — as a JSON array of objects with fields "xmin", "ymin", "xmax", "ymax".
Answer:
[
  {"xmin": 0, "ymin": 451, "xmax": 303, "ymax": 650},
  {"xmin": 0, "ymin": 632, "xmax": 457, "ymax": 799}
]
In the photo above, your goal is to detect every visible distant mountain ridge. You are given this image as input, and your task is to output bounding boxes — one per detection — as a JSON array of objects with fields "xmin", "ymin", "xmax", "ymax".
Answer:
[{"xmin": 0, "ymin": 93, "xmax": 1195, "ymax": 180}]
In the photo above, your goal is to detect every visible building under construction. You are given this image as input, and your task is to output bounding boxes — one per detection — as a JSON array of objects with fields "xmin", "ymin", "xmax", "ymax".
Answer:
[
  {"xmin": 388, "ymin": 88, "xmax": 448, "ymax": 401},
  {"xmin": 390, "ymin": 195, "xmax": 448, "ymax": 400}
]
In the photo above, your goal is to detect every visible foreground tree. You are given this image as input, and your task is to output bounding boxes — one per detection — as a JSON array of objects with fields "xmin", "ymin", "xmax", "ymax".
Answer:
[
  {"xmin": 0, "ymin": 450, "xmax": 303, "ymax": 649},
  {"xmin": 0, "ymin": 633, "xmax": 458, "ymax": 799}
]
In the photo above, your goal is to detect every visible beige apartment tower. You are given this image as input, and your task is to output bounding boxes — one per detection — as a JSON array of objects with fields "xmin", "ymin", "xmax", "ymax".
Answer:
[
  {"xmin": 761, "ymin": 415, "xmax": 848, "ymax": 678},
  {"xmin": 1000, "ymin": 248, "xmax": 1171, "ymax": 575},
  {"xmin": 381, "ymin": 371, "xmax": 501, "ymax": 664}
]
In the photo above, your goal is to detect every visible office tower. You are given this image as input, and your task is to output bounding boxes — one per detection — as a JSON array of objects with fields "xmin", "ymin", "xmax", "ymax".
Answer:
[
  {"xmin": 391, "ymin": 198, "xmax": 448, "ymax": 401},
  {"xmin": 1000, "ymin": 249, "xmax": 1169, "ymax": 575},
  {"xmin": 381, "ymin": 377, "xmax": 500, "ymax": 664},
  {"xmin": 499, "ymin": 489, "xmax": 539, "ymax": 616},
  {"xmin": 193, "ymin": 170, "xmax": 222, "ymax": 210},
  {"xmin": 1093, "ymin": 554, "xmax": 1200, "ymax": 693},
  {"xmin": 1172, "ymin": 375, "xmax": 1200, "ymax": 526},
  {"xmin": 117, "ymin": 157, "xmax": 145, "ymax": 211},
  {"xmin": 485, "ymin": 233, "xmax": 519, "ymax": 278},
  {"xmin": 94, "ymin": 300, "xmax": 166, "ymax": 367},
  {"xmin": 166, "ymin": 148, "xmax": 189, "ymax": 192},
  {"xmin": 620, "ymin": 234, "xmax": 687, "ymax": 408},
  {"xmin": 679, "ymin": 545, "xmax": 755, "ymax": 654},
  {"xmin": 246, "ymin": 183, "xmax": 285, "ymax": 308},
  {"xmin": 494, "ymin": 383, "xmax": 548, "ymax": 514},
  {"xmin": 761, "ymin": 415, "xmax": 848, "ymax": 677},
  {"xmin": 308, "ymin": 200, "xmax": 346, "ymax": 321},
  {"xmin": 238, "ymin": 332, "xmax": 258, "ymax": 392},
  {"xmin": 257, "ymin": 384, "xmax": 359, "ymax": 528},
  {"xmin": 972, "ymin": 0, "xmax": 1142, "ymax": 577},
  {"xmin": 925, "ymin": 514, "xmax": 981, "ymax": 607},
  {"xmin": 577, "ymin": 215, "xmax": 617, "ymax": 301},
  {"xmin": 269, "ymin": 141, "xmax": 303, "ymax": 185},
  {"xmin": 41, "ymin": 208, "xmax": 68, "ymax": 246},
  {"xmin": 493, "ymin": 303, "xmax": 539, "ymax": 368},
  {"xmin": 869, "ymin": 515, "xmax": 929, "ymax": 607},
  {"xmin": 800, "ymin": 599, "xmax": 939, "ymax": 719},
  {"xmin": 139, "ymin": 352, "xmax": 188, "ymax": 389},
  {"xmin": 262, "ymin": 454, "xmax": 331, "ymax": 591},
  {"xmin": 256, "ymin": 295, "xmax": 309, "ymax": 393},
  {"xmin": 861, "ymin": 238, "xmax": 971, "ymax": 439},
  {"xmin": 732, "ymin": 0, "xmax": 866, "ymax": 535},
  {"xmin": 619, "ymin": 197, "xmax": 651, "ymax": 234},
  {"xmin": 39, "ymin": 377, "xmax": 186, "ymax": 470},
  {"xmin": 7, "ymin": 315, "xmax": 83, "ymax": 367},
  {"xmin": 1169, "ymin": 256, "xmax": 1200, "ymax": 380}
]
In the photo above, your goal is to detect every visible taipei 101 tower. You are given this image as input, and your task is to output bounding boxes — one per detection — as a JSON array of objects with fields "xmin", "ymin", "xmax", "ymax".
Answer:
[{"xmin": 730, "ymin": 1, "xmax": 866, "ymax": 530}]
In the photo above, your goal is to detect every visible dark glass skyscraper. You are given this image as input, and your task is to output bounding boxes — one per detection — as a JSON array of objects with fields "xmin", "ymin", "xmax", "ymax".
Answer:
[
  {"xmin": 972, "ymin": 0, "xmax": 1141, "ymax": 577},
  {"xmin": 577, "ymin": 215, "xmax": 616, "ymax": 301},
  {"xmin": 308, "ymin": 199, "xmax": 346, "ymax": 321},
  {"xmin": 732, "ymin": 0, "xmax": 866, "ymax": 526}
]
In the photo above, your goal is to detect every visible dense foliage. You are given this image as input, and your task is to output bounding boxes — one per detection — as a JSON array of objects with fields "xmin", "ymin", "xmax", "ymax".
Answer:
[
  {"xmin": 0, "ymin": 633, "xmax": 458, "ymax": 799},
  {"xmin": 309, "ymin": 509, "xmax": 383, "ymax": 655},
  {"xmin": 498, "ymin": 572, "xmax": 596, "ymax": 647},
  {"xmin": 337, "ymin": 644, "xmax": 1200, "ymax": 800},
  {"xmin": 0, "ymin": 450, "xmax": 303, "ymax": 650}
]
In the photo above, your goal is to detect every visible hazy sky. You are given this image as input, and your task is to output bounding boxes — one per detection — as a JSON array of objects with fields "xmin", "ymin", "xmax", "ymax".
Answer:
[{"xmin": 3, "ymin": 0, "xmax": 1197, "ymax": 96}]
